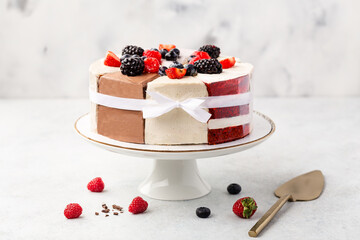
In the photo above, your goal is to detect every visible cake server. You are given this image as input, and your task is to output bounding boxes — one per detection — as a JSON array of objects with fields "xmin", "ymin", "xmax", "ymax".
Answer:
[{"xmin": 248, "ymin": 170, "xmax": 324, "ymax": 237}]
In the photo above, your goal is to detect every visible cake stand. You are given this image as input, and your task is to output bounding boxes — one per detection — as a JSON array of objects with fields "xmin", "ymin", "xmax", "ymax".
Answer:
[{"xmin": 74, "ymin": 111, "xmax": 275, "ymax": 200}]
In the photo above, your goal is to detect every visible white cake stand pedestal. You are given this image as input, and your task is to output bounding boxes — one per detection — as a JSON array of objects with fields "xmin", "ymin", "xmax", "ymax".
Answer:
[{"xmin": 74, "ymin": 111, "xmax": 275, "ymax": 201}]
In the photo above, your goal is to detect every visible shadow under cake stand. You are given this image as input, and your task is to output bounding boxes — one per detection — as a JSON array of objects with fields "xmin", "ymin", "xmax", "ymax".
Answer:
[{"xmin": 74, "ymin": 111, "xmax": 275, "ymax": 201}]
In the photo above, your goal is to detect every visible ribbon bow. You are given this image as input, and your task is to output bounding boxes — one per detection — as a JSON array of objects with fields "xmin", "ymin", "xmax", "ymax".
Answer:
[{"xmin": 142, "ymin": 91, "xmax": 212, "ymax": 123}]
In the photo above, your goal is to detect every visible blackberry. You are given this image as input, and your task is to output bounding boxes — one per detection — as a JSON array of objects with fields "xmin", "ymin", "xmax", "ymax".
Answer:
[
  {"xmin": 199, "ymin": 45, "xmax": 221, "ymax": 58},
  {"xmin": 194, "ymin": 59, "xmax": 222, "ymax": 74},
  {"xmin": 160, "ymin": 49, "xmax": 168, "ymax": 59},
  {"xmin": 165, "ymin": 50, "xmax": 178, "ymax": 61},
  {"xmin": 120, "ymin": 54, "xmax": 131, "ymax": 62},
  {"xmin": 169, "ymin": 62, "xmax": 184, "ymax": 69},
  {"xmin": 196, "ymin": 207, "xmax": 211, "ymax": 218},
  {"xmin": 122, "ymin": 45, "xmax": 144, "ymax": 57},
  {"xmin": 184, "ymin": 64, "xmax": 197, "ymax": 76},
  {"xmin": 158, "ymin": 66, "xmax": 168, "ymax": 76},
  {"xmin": 120, "ymin": 56, "xmax": 144, "ymax": 76},
  {"xmin": 227, "ymin": 183, "xmax": 242, "ymax": 195},
  {"xmin": 150, "ymin": 48, "xmax": 159, "ymax": 52},
  {"xmin": 141, "ymin": 56, "xmax": 147, "ymax": 61}
]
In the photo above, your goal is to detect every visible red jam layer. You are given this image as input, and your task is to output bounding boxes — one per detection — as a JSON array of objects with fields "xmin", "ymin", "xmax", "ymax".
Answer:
[{"xmin": 208, "ymin": 123, "xmax": 250, "ymax": 145}]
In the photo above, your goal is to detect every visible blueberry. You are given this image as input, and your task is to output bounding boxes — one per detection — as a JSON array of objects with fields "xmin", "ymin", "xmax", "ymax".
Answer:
[
  {"xmin": 150, "ymin": 48, "xmax": 159, "ymax": 52},
  {"xmin": 165, "ymin": 51, "xmax": 178, "ymax": 61},
  {"xmin": 170, "ymin": 48, "xmax": 180, "ymax": 56},
  {"xmin": 227, "ymin": 183, "xmax": 242, "ymax": 195},
  {"xmin": 169, "ymin": 62, "xmax": 184, "ymax": 69},
  {"xmin": 196, "ymin": 207, "xmax": 211, "ymax": 218},
  {"xmin": 120, "ymin": 54, "xmax": 131, "ymax": 62},
  {"xmin": 160, "ymin": 49, "xmax": 168, "ymax": 59},
  {"xmin": 158, "ymin": 66, "xmax": 168, "ymax": 76},
  {"xmin": 184, "ymin": 64, "xmax": 197, "ymax": 76}
]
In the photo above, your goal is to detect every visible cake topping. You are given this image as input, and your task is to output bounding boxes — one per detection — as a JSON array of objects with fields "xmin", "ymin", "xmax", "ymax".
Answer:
[
  {"xmin": 188, "ymin": 51, "xmax": 211, "ymax": 64},
  {"xmin": 120, "ymin": 55, "xmax": 145, "ymax": 76},
  {"xmin": 144, "ymin": 57, "xmax": 160, "ymax": 73},
  {"xmin": 122, "ymin": 45, "xmax": 144, "ymax": 57},
  {"xmin": 194, "ymin": 59, "xmax": 222, "ymax": 74},
  {"xmin": 159, "ymin": 44, "xmax": 176, "ymax": 51},
  {"xmin": 199, "ymin": 44, "xmax": 221, "ymax": 58},
  {"xmin": 165, "ymin": 48, "xmax": 180, "ymax": 61},
  {"xmin": 169, "ymin": 62, "xmax": 184, "ymax": 69},
  {"xmin": 104, "ymin": 51, "xmax": 121, "ymax": 67},
  {"xmin": 160, "ymin": 49, "xmax": 168, "ymax": 59},
  {"xmin": 158, "ymin": 66, "xmax": 168, "ymax": 76},
  {"xmin": 165, "ymin": 67, "xmax": 187, "ymax": 79},
  {"xmin": 220, "ymin": 57, "xmax": 236, "ymax": 69},
  {"xmin": 143, "ymin": 49, "xmax": 162, "ymax": 63},
  {"xmin": 184, "ymin": 64, "xmax": 198, "ymax": 76},
  {"xmin": 191, "ymin": 51, "xmax": 211, "ymax": 59}
]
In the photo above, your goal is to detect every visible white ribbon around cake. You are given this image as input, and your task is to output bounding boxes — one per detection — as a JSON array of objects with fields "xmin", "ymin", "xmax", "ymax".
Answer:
[{"xmin": 89, "ymin": 89, "xmax": 252, "ymax": 123}]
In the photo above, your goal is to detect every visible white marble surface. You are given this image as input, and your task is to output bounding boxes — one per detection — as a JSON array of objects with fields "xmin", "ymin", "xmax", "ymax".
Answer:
[
  {"xmin": 1, "ymin": 0, "xmax": 360, "ymax": 98},
  {"xmin": 1, "ymin": 98, "xmax": 359, "ymax": 239}
]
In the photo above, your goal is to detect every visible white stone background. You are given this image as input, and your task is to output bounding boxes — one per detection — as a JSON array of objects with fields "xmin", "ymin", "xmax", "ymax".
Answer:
[{"xmin": 0, "ymin": 0, "xmax": 359, "ymax": 98}]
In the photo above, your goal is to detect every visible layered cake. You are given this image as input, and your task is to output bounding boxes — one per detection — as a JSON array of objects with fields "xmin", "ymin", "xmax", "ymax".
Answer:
[{"xmin": 89, "ymin": 44, "xmax": 253, "ymax": 145}]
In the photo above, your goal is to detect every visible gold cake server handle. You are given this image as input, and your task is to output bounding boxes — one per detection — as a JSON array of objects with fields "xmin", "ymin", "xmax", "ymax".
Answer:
[{"xmin": 248, "ymin": 194, "xmax": 292, "ymax": 237}]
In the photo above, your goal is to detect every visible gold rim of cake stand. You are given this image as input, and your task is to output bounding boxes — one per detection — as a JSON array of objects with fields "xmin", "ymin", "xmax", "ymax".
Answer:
[{"xmin": 74, "ymin": 111, "xmax": 275, "ymax": 153}]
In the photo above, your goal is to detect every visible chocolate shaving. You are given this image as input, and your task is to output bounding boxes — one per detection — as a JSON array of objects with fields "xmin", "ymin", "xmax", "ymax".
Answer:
[
  {"xmin": 95, "ymin": 212, "xmax": 99, "ymax": 215},
  {"xmin": 105, "ymin": 214, "xmax": 109, "ymax": 217},
  {"xmin": 102, "ymin": 209, "xmax": 110, "ymax": 213},
  {"xmin": 114, "ymin": 212, "xmax": 118, "ymax": 215},
  {"xmin": 112, "ymin": 204, "xmax": 123, "ymax": 211}
]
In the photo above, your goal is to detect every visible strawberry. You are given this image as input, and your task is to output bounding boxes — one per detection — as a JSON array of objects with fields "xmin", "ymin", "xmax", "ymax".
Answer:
[
  {"xmin": 189, "ymin": 56, "xmax": 202, "ymax": 65},
  {"xmin": 220, "ymin": 57, "xmax": 236, "ymax": 69},
  {"xmin": 104, "ymin": 51, "xmax": 121, "ymax": 67},
  {"xmin": 143, "ymin": 49, "xmax": 162, "ymax": 63},
  {"xmin": 233, "ymin": 197, "xmax": 258, "ymax": 219},
  {"xmin": 159, "ymin": 44, "xmax": 176, "ymax": 51},
  {"xmin": 87, "ymin": 177, "xmax": 105, "ymax": 192},
  {"xmin": 165, "ymin": 67, "xmax": 187, "ymax": 79},
  {"xmin": 192, "ymin": 51, "xmax": 211, "ymax": 59},
  {"xmin": 144, "ymin": 57, "xmax": 160, "ymax": 73},
  {"xmin": 128, "ymin": 196, "xmax": 148, "ymax": 214},
  {"xmin": 64, "ymin": 203, "xmax": 83, "ymax": 219}
]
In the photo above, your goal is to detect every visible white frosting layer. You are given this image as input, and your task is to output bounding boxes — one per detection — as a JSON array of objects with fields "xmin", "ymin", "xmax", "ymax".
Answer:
[
  {"xmin": 208, "ymin": 113, "xmax": 252, "ymax": 129},
  {"xmin": 145, "ymin": 76, "xmax": 208, "ymax": 145}
]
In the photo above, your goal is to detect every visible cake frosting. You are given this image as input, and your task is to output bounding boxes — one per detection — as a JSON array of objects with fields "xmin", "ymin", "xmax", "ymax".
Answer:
[{"xmin": 89, "ymin": 45, "xmax": 254, "ymax": 145}]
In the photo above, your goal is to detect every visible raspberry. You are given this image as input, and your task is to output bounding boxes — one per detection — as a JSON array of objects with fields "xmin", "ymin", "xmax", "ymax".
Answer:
[
  {"xmin": 64, "ymin": 203, "xmax": 83, "ymax": 219},
  {"xmin": 143, "ymin": 50, "xmax": 162, "ymax": 63},
  {"xmin": 144, "ymin": 57, "xmax": 160, "ymax": 73},
  {"xmin": 87, "ymin": 177, "xmax": 105, "ymax": 192},
  {"xmin": 128, "ymin": 196, "xmax": 148, "ymax": 214},
  {"xmin": 104, "ymin": 51, "xmax": 121, "ymax": 67},
  {"xmin": 220, "ymin": 57, "xmax": 236, "ymax": 69}
]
